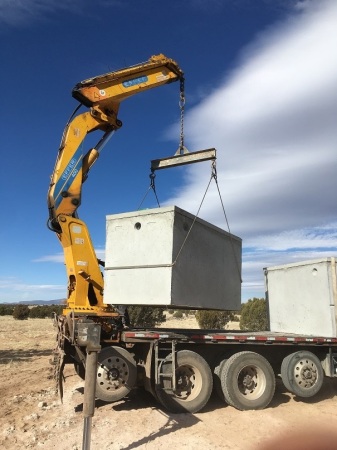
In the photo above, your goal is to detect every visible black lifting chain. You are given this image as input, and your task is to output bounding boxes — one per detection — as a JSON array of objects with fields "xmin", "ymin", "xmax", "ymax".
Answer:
[
  {"xmin": 138, "ymin": 76, "xmax": 186, "ymax": 209},
  {"xmin": 177, "ymin": 77, "xmax": 188, "ymax": 155}
]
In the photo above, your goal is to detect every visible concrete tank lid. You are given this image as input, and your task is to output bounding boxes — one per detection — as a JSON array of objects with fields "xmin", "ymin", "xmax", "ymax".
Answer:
[
  {"xmin": 106, "ymin": 205, "xmax": 242, "ymax": 241},
  {"xmin": 264, "ymin": 257, "xmax": 336, "ymax": 272}
]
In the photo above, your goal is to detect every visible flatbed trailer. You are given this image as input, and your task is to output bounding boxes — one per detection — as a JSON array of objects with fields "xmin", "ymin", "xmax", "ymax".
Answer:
[{"xmin": 63, "ymin": 319, "xmax": 337, "ymax": 413}]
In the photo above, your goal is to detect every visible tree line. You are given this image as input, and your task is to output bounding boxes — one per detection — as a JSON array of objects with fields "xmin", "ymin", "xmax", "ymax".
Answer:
[
  {"xmin": 0, "ymin": 298, "xmax": 269, "ymax": 330},
  {"xmin": 0, "ymin": 304, "xmax": 63, "ymax": 319}
]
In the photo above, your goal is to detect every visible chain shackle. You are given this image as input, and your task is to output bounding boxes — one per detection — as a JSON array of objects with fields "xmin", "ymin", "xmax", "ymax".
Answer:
[
  {"xmin": 149, "ymin": 170, "xmax": 156, "ymax": 189},
  {"xmin": 211, "ymin": 160, "xmax": 217, "ymax": 180}
]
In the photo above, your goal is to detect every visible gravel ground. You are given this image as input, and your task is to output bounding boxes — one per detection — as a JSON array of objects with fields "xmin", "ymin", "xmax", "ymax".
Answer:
[{"xmin": 1, "ymin": 316, "xmax": 337, "ymax": 449}]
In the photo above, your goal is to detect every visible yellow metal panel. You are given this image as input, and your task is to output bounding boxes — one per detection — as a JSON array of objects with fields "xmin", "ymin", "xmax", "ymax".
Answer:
[{"xmin": 59, "ymin": 216, "xmax": 114, "ymax": 314}]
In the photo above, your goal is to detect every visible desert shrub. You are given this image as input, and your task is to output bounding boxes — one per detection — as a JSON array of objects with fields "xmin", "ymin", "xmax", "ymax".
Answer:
[
  {"xmin": 173, "ymin": 310, "xmax": 183, "ymax": 319},
  {"xmin": 195, "ymin": 310, "xmax": 234, "ymax": 329},
  {"xmin": 181, "ymin": 309, "xmax": 194, "ymax": 317},
  {"xmin": 240, "ymin": 298, "xmax": 269, "ymax": 331},
  {"xmin": 170, "ymin": 309, "xmax": 195, "ymax": 318},
  {"xmin": 29, "ymin": 306, "xmax": 48, "ymax": 318},
  {"xmin": 0, "ymin": 304, "xmax": 15, "ymax": 316},
  {"xmin": 128, "ymin": 307, "xmax": 166, "ymax": 327},
  {"xmin": 50, "ymin": 305, "xmax": 64, "ymax": 316},
  {"xmin": 29, "ymin": 305, "xmax": 62, "ymax": 318},
  {"xmin": 12, "ymin": 304, "xmax": 30, "ymax": 320}
]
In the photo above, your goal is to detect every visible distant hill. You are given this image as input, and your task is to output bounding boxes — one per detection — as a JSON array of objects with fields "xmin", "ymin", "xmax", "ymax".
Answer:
[
  {"xmin": 0, "ymin": 299, "xmax": 65, "ymax": 306},
  {"xmin": 22, "ymin": 299, "xmax": 66, "ymax": 305}
]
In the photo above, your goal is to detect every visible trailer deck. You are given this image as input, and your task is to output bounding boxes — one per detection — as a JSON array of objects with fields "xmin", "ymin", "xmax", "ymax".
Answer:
[{"xmin": 121, "ymin": 328, "xmax": 337, "ymax": 345}]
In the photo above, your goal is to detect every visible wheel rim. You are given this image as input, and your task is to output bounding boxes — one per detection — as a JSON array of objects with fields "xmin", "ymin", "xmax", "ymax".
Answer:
[
  {"xmin": 173, "ymin": 364, "xmax": 202, "ymax": 401},
  {"xmin": 293, "ymin": 357, "xmax": 318, "ymax": 389},
  {"xmin": 97, "ymin": 355, "xmax": 130, "ymax": 394},
  {"xmin": 237, "ymin": 365, "xmax": 266, "ymax": 400}
]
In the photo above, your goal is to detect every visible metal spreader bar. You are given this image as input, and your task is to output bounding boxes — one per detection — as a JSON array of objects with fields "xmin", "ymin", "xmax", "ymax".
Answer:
[{"xmin": 151, "ymin": 148, "xmax": 216, "ymax": 171}]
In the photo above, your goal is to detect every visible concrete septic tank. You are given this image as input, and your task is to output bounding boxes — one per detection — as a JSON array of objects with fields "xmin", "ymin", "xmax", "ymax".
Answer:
[
  {"xmin": 266, "ymin": 257, "xmax": 337, "ymax": 337},
  {"xmin": 104, "ymin": 206, "xmax": 242, "ymax": 310}
]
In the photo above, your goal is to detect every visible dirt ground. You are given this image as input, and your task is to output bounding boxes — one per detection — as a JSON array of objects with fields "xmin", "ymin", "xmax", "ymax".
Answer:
[{"xmin": 1, "ymin": 315, "xmax": 337, "ymax": 450}]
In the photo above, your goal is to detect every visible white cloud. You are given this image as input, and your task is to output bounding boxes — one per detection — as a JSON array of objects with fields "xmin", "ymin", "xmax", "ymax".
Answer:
[
  {"xmin": 165, "ymin": 0, "xmax": 337, "ymax": 300},
  {"xmin": 0, "ymin": 277, "xmax": 65, "ymax": 302},
  {"xmin": 0, "ymin": 0, "xmax": 80, "ymax": 26},
  {"xmin": 245, "ymin": 223, "xmax": 337, "ymax": 252},
  {"xmin": 0, "ymin": 0, "xmax": 123, "ymax": 26},
  {"xmin": 0, "ymin": 244, "xmax": 105, "ymax": 301},
  {"xmin": 32, "ymin": 252, "xmax": 64, "ymax": 263},
  {"xmin": 33, "ymin": 247, "xmax": 105, "ymax": 264}
]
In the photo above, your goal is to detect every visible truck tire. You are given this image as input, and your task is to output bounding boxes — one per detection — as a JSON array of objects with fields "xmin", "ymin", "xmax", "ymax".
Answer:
[
  {"xmin": 220, "ymin": 351, "xmax": 275, "ymax": 410},
  {"xmin": 95, "ymin": 346, "xmax": 137, "ymax": 403},
  {"xmin": 74, "ymin": 360, "xmax": 85, "ymax": 380},
  {"xmin": 156, "ymin": 350, "xmax": 213, "ymax": 413},
  {"xmin": 281, "ymin": 351, "xmax": 324, "ymax": 398}
]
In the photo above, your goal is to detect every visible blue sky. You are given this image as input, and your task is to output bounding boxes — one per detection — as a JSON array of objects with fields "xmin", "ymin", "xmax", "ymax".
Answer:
[{"xmin": 0, "ymin": 0, "xmax": 336, "ymax": 304}]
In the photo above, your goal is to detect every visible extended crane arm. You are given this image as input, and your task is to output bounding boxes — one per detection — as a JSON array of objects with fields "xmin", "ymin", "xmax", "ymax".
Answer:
[{"xmin": 72, "ymin": 53, "xmax": 183, "ymax": 107}]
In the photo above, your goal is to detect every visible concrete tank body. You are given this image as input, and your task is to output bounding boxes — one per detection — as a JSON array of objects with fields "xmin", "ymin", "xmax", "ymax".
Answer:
[
  {"xmin": 104, "ymin": 206, "xmax": 242, "ymax": 310},
  {"xmin": 266, "ymin": 258, "xmax": 337, "ymax": 337}
]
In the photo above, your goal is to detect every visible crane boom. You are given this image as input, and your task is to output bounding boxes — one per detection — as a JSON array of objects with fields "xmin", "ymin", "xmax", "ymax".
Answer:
[
  {"xmin": 72, "ymin": 53, "xmax": 183, "ymax": 107},
  {"xmin": 47, "ymin": 54, "xmax": 183, "ymax": 315}
]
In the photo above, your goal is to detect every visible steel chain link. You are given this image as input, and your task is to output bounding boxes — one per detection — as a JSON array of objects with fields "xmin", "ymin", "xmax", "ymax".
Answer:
[{"xmin": 178, "ymin": 77, "xmax": 186, "ymax": 154}]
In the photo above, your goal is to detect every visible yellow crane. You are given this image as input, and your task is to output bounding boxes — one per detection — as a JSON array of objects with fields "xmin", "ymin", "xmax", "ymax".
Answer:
[{"xmin": 47, "ymin": 54, "xmax": 184, "ymax": 317}]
